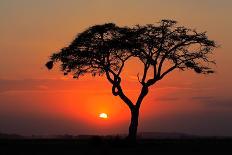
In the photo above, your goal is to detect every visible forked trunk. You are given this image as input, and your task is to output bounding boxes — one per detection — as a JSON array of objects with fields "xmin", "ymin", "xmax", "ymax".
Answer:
[{"xmin": 127, "ymin": 108, "xmax": 139, "ymax": 142}]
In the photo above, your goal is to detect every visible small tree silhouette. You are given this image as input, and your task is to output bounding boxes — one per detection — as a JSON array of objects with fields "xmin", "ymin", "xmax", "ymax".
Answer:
[{"xmin": 46, "ymin": 20, "xmax": 217, "ymax": 141}]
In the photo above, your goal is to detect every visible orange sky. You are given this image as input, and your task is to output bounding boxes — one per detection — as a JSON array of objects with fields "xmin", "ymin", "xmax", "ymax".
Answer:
[{"xmin": 0, "ymin": 0, "xmax": 232, "ymax": 136}]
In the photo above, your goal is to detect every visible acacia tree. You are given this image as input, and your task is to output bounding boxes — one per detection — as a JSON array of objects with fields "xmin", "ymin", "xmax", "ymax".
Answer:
[{"xmin": 46, "ymin": 20, "xmax": 217, "ymax": 141}]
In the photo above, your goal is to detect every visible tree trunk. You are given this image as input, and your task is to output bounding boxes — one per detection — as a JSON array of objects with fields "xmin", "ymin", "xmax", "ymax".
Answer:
[{"xmin": 127, "ymin": 108, "xmax": 139, "ymax": 142}]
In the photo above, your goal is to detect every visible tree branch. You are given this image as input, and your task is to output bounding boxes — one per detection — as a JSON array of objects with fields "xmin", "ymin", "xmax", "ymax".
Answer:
[
  {"xmin": 159, "ymin": 64, "xmax": 177, "ymax": 80},
  {"xmin": 157, "ymin": 41, "xmax": 198, "ymax": 77},
  {"xmin": 105, "ymin": 70, "xmax": 114, "ymax": 84},
  {"xmin": 135, "ymin": 85, "xmax": 148, "ymax": 109},
  {"xmin": 140, "ymin": 63, "xmax": 149, "ymax": 85},
  {"xmin": 116, "ymin": 84, "xmax": 135, "ymax": 110},
  {"xmin": 105, "ymin": 70, "xmax": 134, "ymax": 110}
]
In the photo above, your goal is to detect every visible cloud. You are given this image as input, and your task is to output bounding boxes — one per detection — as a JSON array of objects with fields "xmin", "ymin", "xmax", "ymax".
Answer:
[
  {"xmin": 191, "ymin": 95, "xmax": 232, "ymax": 108},
  {"xmin": 36, "ymin": 85, "xmax": 49, "ymax": 90},
  {"xmin": 204, "ymin": 99, "xmax": 232, "ymax": 108},
  {"xmin": 0, "ymin": 78, "xmax": 110, "ymax": 94},
  {"xmin": 143, "ymin": 110, "xmax": 232, "ymax": 136},
  {"xmin": 155, "ymin": 97, "xmax": 180, "ymax": 101},
  {"xmin": 192, "ymin": 96, "xmax": 214, "ymax": 100},
  {"xmin": 190, "ymin": 96, "xmax": 232, "ymax": 110}
]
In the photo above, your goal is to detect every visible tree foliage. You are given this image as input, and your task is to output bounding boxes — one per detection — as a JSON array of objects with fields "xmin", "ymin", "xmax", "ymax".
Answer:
[
  {"xmin": 46, "ymin": 23, "xmax": 133, "ymax": 78},
  {"xmin": 130, "ymin": 20, "xmax": 217, "ymax": 87}
]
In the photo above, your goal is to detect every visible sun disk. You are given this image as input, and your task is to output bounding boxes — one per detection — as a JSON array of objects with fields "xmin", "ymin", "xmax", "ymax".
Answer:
[{"xmin": 99, "ymin": 113, "xmax": 108, "ymax": 119}]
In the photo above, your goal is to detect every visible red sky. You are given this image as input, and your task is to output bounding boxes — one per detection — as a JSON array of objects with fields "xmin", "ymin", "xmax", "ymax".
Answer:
[{"xmin": 0, "ymin": 0, "xmax": 232, "ymax": 136}]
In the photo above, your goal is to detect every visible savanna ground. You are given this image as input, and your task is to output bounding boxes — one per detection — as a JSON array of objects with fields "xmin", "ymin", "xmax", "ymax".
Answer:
[{"xmin": 0, "ymin": 137, "xmax": 232, "ymax": 154}]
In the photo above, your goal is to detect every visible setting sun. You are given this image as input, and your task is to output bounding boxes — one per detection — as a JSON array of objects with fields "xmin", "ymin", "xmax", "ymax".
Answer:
[{"xmin": 99, "ymin": 113, "xmax": 108, "ymax": 119}]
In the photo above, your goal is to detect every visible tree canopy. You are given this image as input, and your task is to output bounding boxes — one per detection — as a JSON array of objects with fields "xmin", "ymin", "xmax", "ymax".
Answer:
[
  {"xmin": 46, "ymin": 20, "xmax": 216, "ymax": 80},
  {"xmin": 46, "ymin": 23, "xmax": 133, "ymax": 78}
]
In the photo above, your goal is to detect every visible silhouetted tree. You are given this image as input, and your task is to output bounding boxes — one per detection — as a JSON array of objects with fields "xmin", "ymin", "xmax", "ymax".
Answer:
[{"xmin": 46, "ymin": 20, "xmax": 217, "ymax": 142}]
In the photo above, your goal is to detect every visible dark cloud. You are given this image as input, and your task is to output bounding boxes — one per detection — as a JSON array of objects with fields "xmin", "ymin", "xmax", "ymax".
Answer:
[
  {"xmin": 0, "ymin": 79, "xmax": 58, "ymax": 93},
  {"xmin": 192, "ymin": 96, "xmax": 214, "ymax": 100},
  {"xmin": 204, "ymin": 99, "xmax": 232, "ymax": 108},
  {"xmin": 191, "ymin": 95, "xmax": 232, "ymax": 108},
  {"xmin": 0, "ymin": 78, "xmax": 109, "ymax": 94},
  {"xmin": 142, "ymin": 110, "xmax": 232, "ymax": 136},
  {"xmin": 0, "ymin": 112, "xmax": 94, "ymax": 136}
]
